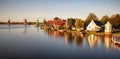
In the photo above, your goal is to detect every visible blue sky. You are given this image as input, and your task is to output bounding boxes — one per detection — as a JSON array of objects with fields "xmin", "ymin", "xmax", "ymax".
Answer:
[{"xmin": 0, "ymin": 0, "xmax": 120, "ymax": 22}]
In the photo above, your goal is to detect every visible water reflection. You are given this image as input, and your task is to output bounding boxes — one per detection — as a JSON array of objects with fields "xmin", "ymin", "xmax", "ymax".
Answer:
[
  {"xmin": 111, "ymin": 36, "xmax": 120, "ymax": 51},
  {"xmin": 8, "ymin": 25, "xmax": 11, "ymax": 33},
  {"xmin": 64, "ymin": 32, "xmax": 73, "ymax": 45},
  {"xmin": 46, "ymin": 31, "xmax": 84, "ymax": 47},
  {"xmin": 74, "ymin": 32, "xmax": 83, "ymax": 46},
  {"xmin": 23, "ymin": 25, "xmax": 27, "ymax": 34},
  {"xmin": 87, "ymin": 34, "xmax": 98, "ymax": 48},
  {"xmin": 47, "ymin": 30, "xmax": 64, "ymax": 38},
  {"xmin": 1, "ymin": 25, "xmax": 120, "ymax": 58},
  {"xmin": 45, "ymin": 31, "xmax": 120, "ymax": 51},
  {"xmin": 104, "ymin": 35, "xmax": 112, "ymax": 50},
  {"xmin": 112, "ymin": 43, "xmax": 120, "ymax": 51}
]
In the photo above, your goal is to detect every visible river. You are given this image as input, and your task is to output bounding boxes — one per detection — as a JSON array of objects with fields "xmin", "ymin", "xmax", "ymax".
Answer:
[{"xmin": 0, "ymin": 25, "xmax": 120, "ymax": 59}]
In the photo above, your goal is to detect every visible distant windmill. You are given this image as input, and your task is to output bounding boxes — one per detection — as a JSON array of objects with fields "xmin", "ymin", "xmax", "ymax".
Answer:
[
  {"xmin": 36, "ymin": 17, "xmax": 40, "ymax": 27},
  {"xmin": 8, "ymin": 18, "xmax": 10, "ymax": 24},
  {"xmin": 24, "ymin": 17, "xmax": 28, "ymax": 25}
]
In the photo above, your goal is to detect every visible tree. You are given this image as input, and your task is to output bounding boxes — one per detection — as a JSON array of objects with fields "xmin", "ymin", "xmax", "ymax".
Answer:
[
  {"xmin": 85, "ymin": 13, "xmax": 98, "ymax": 26},
  {"xmin": 109, "ymin": 14, "xmax": 120, "ymax": 29},
  {"xmin": 66, "ymin": 18, "xmax": 73, "ymax": 30},
  {"xmin": 43, "ymin": 19, "xmax": 48, "ymax": 25},
  {"xmin": 54, "ymin": 17, "xmax": 61, "ymax": 22},
  {"xmin": 116, "ymin": 14, "xmax": 120, "ymax": 22},
  {"xmin": 72, "ymin": 18, "xmax": 75, "ymax": 25},
  {"xmin": 75, "ymin": 18, "xmax": 83, "ymax": 29},
  {"xmin": 101, "ymin": 15, "xmax": 110, "ymax": 25}
]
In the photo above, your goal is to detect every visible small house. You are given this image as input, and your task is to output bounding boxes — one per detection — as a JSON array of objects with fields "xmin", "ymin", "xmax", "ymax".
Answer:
[
  {"xmin": 55, "ymin": 20, "xmax": 66, "ymax": 30},
  {"xmin": 47, "ymin": 20, "xmax": 55, "ymax": 30},
  {"xmin": 105, "ymin": 21, "xmax": 112, "ymax": 34},
  {"xmin": 47, "ymin": 20, "xmax": 66, "ymax": 30},
  {"xmin": 86, "ymin": 20, "xmax": 103, "ymax": 31}
]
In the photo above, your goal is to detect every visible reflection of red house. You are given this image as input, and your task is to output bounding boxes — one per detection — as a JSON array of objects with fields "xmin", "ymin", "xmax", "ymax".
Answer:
[
  {"xmin": 48, "ymin": 30, "xmax": 54, "ymax": 35},
  {"xmin": 54, "ymin": 31, "xmax": 64, "ymax": 37}
]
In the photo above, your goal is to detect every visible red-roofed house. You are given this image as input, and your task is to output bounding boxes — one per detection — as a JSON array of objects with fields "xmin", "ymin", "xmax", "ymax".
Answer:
[
  {"xmin": 47, "ymin": 19, "xmax": 66, "ymax": 30},
  {"xmin": 47, "ymin": 20, "xmax": 55, "ymax": 30},
  {"xmin": 54, "ymin": 20, "xmax": 66, "ymax": 30}
]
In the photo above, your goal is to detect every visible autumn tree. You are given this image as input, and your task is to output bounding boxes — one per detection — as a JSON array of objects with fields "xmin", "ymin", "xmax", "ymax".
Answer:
[
  {"xmin": 43, "ymin": 19, "xmax": 48, "ymax": 25},
  {"xmin": 75, "ymin": 18, "xmax": 83, "ymax": 28},
  {"xmin": 101, "ymin": 15, "xmax": 110, "ymax": 25},
  {"xmin": 54, "ymin": 17, "xmax": 61, "ymax": 22},
  {"xmin": 85, "ymin": 13, "xmax": 98, "ymax": 26},
  {"xmin": 75, "ymin": 18, "xmax": 83, "ymax": 31},
  {"xmin": 72, "ymin": 18, "xmax": 75, "ymax": 25},
  {"xmin": 109, "ymin": 14, "xmax": 120, "ymax": 29},
  {"xmin": 66, "ymin": 18, "xmax": 73, "ymax": 30}
]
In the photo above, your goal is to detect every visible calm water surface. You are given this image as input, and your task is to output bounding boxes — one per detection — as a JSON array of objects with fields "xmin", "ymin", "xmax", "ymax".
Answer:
[{"xmin": 0, "ymin": 25, "xmax": 120, "ymax": 59}]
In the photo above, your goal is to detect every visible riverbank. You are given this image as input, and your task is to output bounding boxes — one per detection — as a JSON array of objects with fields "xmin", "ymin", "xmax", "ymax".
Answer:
[{"xmin": 0, "ymin": 22, "xmax": 36, "ymax": 25}]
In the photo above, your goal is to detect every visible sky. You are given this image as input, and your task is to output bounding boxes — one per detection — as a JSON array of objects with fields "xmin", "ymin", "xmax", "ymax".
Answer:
[{"xmin": 0, "ymin": 0, "xmax": 120, "ymax": 22}]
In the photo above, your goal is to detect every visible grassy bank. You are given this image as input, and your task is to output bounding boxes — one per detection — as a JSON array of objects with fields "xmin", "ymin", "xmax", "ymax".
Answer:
[{"xmin": 113, "ymin": 31, "xmax": 120, "ymax": 34}]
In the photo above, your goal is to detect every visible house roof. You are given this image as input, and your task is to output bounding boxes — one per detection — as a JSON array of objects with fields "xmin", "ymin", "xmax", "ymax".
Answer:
[
  {"xmin": 48, "ymin": 20, "xmax": 54, "ymax": 25},
  {"xmin": 93, "ymin": 20, "xmax": 103, "ymax": 27},
  {"xmin": 48, "ymin": 20, "xmax": 66, "ymax": 26},
  {"xmin": 105, "ymin": 21, "xmax": 112, "ymax": 26},
  {"xmin": 55, "ymin": 21, "xmax": 65, "ymax": 26},
  {"xmin": 86, "ymin": 20, "xmax": 102, "ymax": 31}
]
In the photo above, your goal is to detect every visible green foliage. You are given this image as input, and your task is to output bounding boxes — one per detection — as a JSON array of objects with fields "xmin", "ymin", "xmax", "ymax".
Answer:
[
  {"xmin": 54, "ymin": 17, "xmax": 61, "ymax": 22},
  {"xmin": 99, "ymin": 13, "xmax": 120, "ymax": 29},
  {"xmin": 109, "ymin": 14, "xmax": 120, "ymax": 29},
  {"xmin": 101, "ymin": 15, "xmax": 109, "ymax": 25},
  {"xmin": 66, "ymin": 18, "xmax": 73, "ymax": 30},
  {"xmin": 43, "ymin": 19, "xmax": 48, "ymax": 25},
  {"xmin": 72, "ymin": 19, "xmax": 75, "ymax": 25},
  {"xmin": 75, "ymin": 18, "xmax": 83, "ymax": 29},
  {"xmin": 85, "ymin": 13, "xmax": 98, "ymax": 25}
]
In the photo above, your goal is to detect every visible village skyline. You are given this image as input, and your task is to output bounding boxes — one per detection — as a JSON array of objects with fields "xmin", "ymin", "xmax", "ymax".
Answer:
[{"xmin": 0, "ymin": 0, "xmax": 120, "ymax": 22}]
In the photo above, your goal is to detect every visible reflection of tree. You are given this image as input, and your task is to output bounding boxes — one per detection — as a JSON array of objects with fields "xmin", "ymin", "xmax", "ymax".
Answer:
[
  {"xmin": 85, "ymin": 13, "xmax": 98, "ymax": 26},
  {"xmin": 64, "ymin": 32, "xmax": 73, "ymax": 45},
  {"xmin": 74, "ymin": 32, "xmax": 83, "ymax": 46},
  {"xmin": 47, "ymin": 30, "xmax": 65, "ymax": 38},
  {"xmin": 48, "ymin": 30, "xmax": 54, "ymax": 36},
  {"xmin": 53, "ymin": 31, "xmax": 64, "ymax": 38}
]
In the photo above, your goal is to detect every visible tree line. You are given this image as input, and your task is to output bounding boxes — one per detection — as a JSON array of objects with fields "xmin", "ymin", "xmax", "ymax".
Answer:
[
  {"xmin": 1, "ymin": 13, "xmax": 120, "ymax": 29},
  {"xmin": 85, "ymin": 13, "xmax": 120, "ymax": 29}
]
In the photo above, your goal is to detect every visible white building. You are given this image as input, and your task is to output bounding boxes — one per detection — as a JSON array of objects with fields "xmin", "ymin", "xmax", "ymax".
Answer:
[
  {"xmin": 105, "ymin": 21, "xmax": 112, "ymax": 34},
  {"xmin": 86, "ymin": 20, "xmax": 102, "ymax": 31}
]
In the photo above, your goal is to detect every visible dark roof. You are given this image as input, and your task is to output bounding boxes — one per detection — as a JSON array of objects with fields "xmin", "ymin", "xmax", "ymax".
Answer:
[{"xmin": 93, "ymin": 20, "xmax": 103, "ymax": 27}]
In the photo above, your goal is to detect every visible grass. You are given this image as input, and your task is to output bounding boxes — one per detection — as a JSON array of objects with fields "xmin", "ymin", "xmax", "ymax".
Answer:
[{"xmin": 113, "ymin": 31, "xmax": 120, "ymax": 34}]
